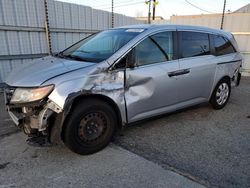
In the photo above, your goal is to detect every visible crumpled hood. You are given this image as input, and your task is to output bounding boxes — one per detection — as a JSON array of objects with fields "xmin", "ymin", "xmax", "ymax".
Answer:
[{"xmin": 5, "ymin": 56, "xmax": 95, "ymax": 87}]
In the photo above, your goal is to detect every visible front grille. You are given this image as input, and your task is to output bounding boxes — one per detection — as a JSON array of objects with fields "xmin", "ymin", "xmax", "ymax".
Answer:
[{"xmin": 4, "ymin": 86, "xmax": 15, "ymax": 105}]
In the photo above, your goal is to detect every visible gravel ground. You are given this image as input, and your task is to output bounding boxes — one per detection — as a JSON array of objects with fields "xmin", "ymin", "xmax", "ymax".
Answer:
[{"xmin": 114, "ymin": 77, "xmax": 250, "ymax": 188}]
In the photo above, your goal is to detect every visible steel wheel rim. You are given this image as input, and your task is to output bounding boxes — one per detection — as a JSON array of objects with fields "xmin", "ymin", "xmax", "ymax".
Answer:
[
  {"xmin": 78, "ymin": 112, "xmax": 107, "ymax": 142},
  {"xmin": 216, "ymin": 83, "xmax": 229, "ymax": 105}
]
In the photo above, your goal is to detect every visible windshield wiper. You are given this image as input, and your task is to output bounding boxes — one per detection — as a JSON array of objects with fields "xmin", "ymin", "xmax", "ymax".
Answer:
[
  {"xmin": 55, "ymin": 52, "xmax": 65, "ymax": 58},
  {"xmin": 55, "ymin": 53, "xmax": 81, "ymax": 60},
  {"xmin": 66, "ymin": 54, "xmax": 95, "ymax": 62},
  {"xmin": 55, "ymin": 52, "xmax": 97, "ymax": 63}
]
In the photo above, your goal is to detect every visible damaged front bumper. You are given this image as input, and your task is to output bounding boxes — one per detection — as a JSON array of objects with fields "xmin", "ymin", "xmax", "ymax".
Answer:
[
  {"xmin": 7, "ymin": 107, "xmax": 22, "ymax": 126},
  {"xmin": 4, "ymin": 87, "xmax": 63, "ymax": 143}
]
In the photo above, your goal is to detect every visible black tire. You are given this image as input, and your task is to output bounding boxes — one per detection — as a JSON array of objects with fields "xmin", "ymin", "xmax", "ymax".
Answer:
[
  {"xmin": 210, "ymin": 78, "xmax": 231, "ymax": 110},
  {"xmin": 64, "ymin": 99, "xmax": 117, "ymax": 155}
]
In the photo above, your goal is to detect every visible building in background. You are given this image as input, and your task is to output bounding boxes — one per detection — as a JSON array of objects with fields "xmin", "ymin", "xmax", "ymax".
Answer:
[
  {"xmin": 136, "ymin": 16, "xmax": 165, "ymax": 22},
  {"xmin": 151, "ymin": 3, "xmax": 250, "ymax": 76},
  {"xmin": 234, "ymin": 3, "xmax": 250, "ymax": 13}
]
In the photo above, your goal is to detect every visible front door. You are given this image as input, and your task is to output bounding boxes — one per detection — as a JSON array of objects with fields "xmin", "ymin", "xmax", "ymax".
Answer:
[{"xmin": 125, "ymin": 31, "xmax": 180, "ymax": 122}]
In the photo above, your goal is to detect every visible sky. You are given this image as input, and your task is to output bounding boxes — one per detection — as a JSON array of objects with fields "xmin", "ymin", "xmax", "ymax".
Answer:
[{"xmin": 57, "ymin": 0, "xmax": 250, "ymax": 19}]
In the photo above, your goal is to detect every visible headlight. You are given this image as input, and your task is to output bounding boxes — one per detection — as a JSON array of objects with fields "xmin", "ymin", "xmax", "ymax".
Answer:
[{"xmin": 10, "ymin": 85, "xmax": 54, "ymax": 104}]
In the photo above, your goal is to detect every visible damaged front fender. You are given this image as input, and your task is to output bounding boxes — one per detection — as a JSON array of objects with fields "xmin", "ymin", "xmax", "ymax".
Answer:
[
  {"xmin": 45, "ymin": 67, "xmax": 127, "ymax": 125},
  {"xmin": 43, "ymin": 67, "xmax": 127, "ymax": 144}
]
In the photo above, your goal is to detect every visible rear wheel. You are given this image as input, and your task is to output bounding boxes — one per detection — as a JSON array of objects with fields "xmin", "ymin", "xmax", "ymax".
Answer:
[
  {"xmin": 64, "ymin": 99, "xmax": 116, "ymax": 155},
  {"xmin": 210, "ymin": 78, "xmax": 231, "ymax": 110}
]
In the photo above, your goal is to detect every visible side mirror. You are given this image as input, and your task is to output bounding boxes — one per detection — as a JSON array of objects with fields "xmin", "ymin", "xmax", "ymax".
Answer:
[{"xmin": 126, "ymin": 49, "xmax": 135, "ymax": 69}]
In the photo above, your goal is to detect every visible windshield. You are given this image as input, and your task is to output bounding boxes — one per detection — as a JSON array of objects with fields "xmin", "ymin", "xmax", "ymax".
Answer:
[{"xmin": 60, "ymin": 29, "xmax": 143, "ymax": 63}]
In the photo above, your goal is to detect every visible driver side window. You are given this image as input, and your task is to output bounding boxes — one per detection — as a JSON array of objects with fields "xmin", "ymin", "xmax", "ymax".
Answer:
[
  {"xmin": 113, "ymin": 31, "xmax": 174, "ymax": 69},
  {"xmin": 133, "ymin": 31, "xmax": 173, "ymax": 66}
]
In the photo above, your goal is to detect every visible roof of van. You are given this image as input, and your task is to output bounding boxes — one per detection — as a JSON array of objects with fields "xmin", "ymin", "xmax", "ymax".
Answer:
[{"xmin": 118, "ymin": 24, "xmax": 232, "ymax": 38}]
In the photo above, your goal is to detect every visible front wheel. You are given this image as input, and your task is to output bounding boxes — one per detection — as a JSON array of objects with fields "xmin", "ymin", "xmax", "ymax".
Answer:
[
  {"xmin": 210, "ymin": 78, "xmax": 231, "ymax": 110},
  {"xmin": 64, "ymin": 99, "xmax": 117, "ymax": 155}
]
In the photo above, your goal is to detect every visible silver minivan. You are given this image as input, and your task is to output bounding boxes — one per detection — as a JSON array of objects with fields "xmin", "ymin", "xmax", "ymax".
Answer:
[{"xmin": 4, "ymin": 25, "xmax": 242, "ymax": 154}]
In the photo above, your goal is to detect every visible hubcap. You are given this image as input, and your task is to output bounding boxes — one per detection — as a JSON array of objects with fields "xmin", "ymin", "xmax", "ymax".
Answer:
[
  {"xmin": 216, "ymin": 83, "xmax": 229, "ymax": 105},
  {"xmin": 78, "ymin": 112, "xmax": 107, "ymax": 142}
]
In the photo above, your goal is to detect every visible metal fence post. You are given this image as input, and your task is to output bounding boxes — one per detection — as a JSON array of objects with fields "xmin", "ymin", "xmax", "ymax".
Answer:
[
  {"xmin": 111, "ymin": 0, "xmax": 114, "ymax": 28},
  {"xmin": 44, "ymin": 0, "xmax": 52, "ymax": 55}
]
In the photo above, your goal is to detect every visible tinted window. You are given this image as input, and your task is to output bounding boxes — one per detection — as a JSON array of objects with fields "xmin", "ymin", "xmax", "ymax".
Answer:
[
  {"xmin": 180, "ymin": 31, "xmax": 210, "ymax": 58},
  {"xmin": 134, "ymin": 32, "xmax": 173, "ymax": 66},
  {"xmin": 212, "ymin": 35, "xmax": 235, "ymax": 56}
]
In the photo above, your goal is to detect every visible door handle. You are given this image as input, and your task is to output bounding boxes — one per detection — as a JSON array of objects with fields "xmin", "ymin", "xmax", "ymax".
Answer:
[{"xmin": 168, "ymin": 69, "xmax": 190, "ymax": 77}]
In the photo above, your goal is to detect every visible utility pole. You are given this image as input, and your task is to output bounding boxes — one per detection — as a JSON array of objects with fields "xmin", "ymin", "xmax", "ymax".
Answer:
[
  {"xmin": 152, "ymin": 0, "xmax": 156, "ymax": 20},
  {"xmin": 145, "ymin": 0, "xmax": 152, "ymax": 24},
  {"xmin": 220, "ymin": 0, "xmax": 226, "ymax": 30},
  {"xmin": 111, "ymin": 0, "xmax": 114, "ymax": 28}
]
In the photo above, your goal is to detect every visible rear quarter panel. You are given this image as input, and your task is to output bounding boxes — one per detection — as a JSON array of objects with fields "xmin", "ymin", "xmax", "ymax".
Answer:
[{"xmin": 210, "ymin": 52, "xmax": 242, "ymax": 98}]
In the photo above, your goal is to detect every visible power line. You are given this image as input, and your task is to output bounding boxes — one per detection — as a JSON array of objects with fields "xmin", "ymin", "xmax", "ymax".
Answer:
[
  {"xmin": 94, "ymin": 0, "xmax": 139, "ymax": 8},
  {"xmin": 158, "ymin": 5, "xmax": 166, "ymax": 19},
  {"xmin": 100, "ymin": 1, "xmax": 145, "ymax": 10},
  {"xmin": 184, "ymin": 0, "xmax": 216, "ymax": 14},
  {"xmin": 91, "ymin": 0, "xmax": 108, "ymax": 3}
]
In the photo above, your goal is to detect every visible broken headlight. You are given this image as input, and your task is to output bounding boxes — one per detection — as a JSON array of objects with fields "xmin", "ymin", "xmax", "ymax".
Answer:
[{"xmin": 10, "ymin": 85, "xmax": 54, "ymax": 104}]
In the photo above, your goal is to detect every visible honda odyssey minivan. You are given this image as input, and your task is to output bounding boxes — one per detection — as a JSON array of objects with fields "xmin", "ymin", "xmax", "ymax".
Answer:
[{"xmin": 4, "ymin": 25, "xmax": 242, "ymax": 154}]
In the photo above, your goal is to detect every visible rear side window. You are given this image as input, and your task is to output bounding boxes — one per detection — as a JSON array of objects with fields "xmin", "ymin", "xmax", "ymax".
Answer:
[
  {"xmin": 212, "ymin": 35, "xmax": 235, "ymax": 56},
  {"xmin": 180, "ymin": 31, "xmax": 210, "ymax": 58}
]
